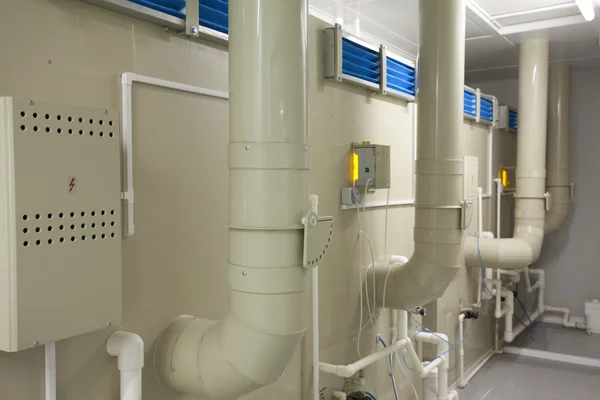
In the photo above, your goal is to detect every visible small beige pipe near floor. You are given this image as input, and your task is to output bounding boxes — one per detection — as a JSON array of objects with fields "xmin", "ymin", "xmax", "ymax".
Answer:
[
  {"xmin": 153, "ymin": 0, "xmax": 311, "ymax": 398},
  {"xmin": 465, "ymin": 39, "xmax": 550, "ymax": 270},
  {"xmin": 374, "ymin": 0, "xmax": 466, "ymax": 311},
  {"xmin": 545, "ymin": 63, "xmax": 572, "ymax": 234}
]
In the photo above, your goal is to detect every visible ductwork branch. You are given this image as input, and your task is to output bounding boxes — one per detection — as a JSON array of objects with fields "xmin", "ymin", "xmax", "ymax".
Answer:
[
  {"xmin": 374, "ymin": 0, "xmax": 466, "ymax": 311},
  {"xmin": 465, "ymin": 39, "xmax": 550, "ymax": 270},
  {"xmin": 545, "ymin": 64, "xmax": 572, "ymax": 235},
  {"xmin": 154, "ymin": 1, "xmax": 310, "ymax": 398}
]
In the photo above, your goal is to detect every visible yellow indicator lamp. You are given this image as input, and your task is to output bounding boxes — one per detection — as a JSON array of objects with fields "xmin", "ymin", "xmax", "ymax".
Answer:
[
  {"xmin": 498, "ymin": 169, "xmax": 509, "ymax": 188},
  {"xmin": 350, "ymin": 151, "xmax": 359, "ymax": 185}
]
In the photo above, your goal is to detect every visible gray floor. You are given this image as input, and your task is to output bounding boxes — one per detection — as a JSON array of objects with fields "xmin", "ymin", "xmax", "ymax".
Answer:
[{"xmin": 460, "ymin": 324, "xmax": 600, "ymax": 400}]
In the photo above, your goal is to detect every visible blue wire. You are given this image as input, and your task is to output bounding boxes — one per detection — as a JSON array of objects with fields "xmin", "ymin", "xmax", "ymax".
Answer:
[
  {"xmin": 410, "ymin": 313, "xmax": 455, "ymax": 348},
  {"xmin": 402, "ymin": 353, "xmax": 416, "ymax": 371},
  {"xmin": 516, "ymin": 295, "xmax": 533, "ymax": 326},
  {"xmin": 378, "ymin": 337, "xmax": 399, "ymax": 400},
  {"xmin": 365, "ymin": 392, "xmax": 377, "ymax": 400},
  {"xmin": 513, "ymin": 286, "xmax": 537, "ymax": 334}
]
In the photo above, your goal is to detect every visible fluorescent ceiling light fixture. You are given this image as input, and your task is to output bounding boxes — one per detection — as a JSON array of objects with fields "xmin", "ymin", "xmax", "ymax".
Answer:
[{"xmin": 576, "ymin": 0, "xmax": 596, "ymax": 21}]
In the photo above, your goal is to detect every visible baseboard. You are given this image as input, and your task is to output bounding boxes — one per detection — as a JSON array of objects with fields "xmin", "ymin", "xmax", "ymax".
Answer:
[
  {"xmin": 453, "ymin": 348, "xmax": 496, "ymax": 389},
  {"xmin": 503, "ymin": 346, "xmax": 600, "ymax": 368}
]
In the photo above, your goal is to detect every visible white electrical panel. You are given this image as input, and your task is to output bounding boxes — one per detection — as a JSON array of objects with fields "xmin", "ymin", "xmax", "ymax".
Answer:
[
  {"xmin": 354, "ymin": 144, "xmax": 391, "ymax": 189},
  {"xmin": 0, "ymin": 98, "xmax": 122, "ymax": 352}
]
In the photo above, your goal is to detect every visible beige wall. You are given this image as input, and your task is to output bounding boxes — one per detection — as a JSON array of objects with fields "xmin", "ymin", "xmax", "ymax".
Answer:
[{"xmin": 0, "ymin": 1, "xmax": 517, "ymax": 399}]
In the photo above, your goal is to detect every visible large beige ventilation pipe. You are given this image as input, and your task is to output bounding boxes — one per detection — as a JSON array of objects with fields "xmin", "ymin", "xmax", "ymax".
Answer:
[
  {"xmin": 374, "ymin": 0, "xmax": 466, "ymax": 311},
  {"xmin": 153, "ymin": 1, "xmax": 310, "ymax": 398},
  {"xmin": 545, "ymin": 64, "xmax": 571, "ymax": 234},
  {"xmin": 465, "ymin": 40, "xmax": 550, "ymax": 269}
]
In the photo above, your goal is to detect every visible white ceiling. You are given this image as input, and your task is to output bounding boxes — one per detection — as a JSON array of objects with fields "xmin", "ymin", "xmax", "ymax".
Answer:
[{"xmin": 308, "ymin": 0, "xmax": 600, "ymax": 83}]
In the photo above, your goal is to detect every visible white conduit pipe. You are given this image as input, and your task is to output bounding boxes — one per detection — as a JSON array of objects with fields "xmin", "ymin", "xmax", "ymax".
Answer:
[
  {"xmin": 374, "ymin": 0, "xmax": 466, "ymax": 311},
  {"xmin": 501, "ymin": 290, "xmax": 516, "ymax": 343},
  {"xmin": 45, "ymin": 342, "xmax": 56, "ymax": 400},
  {"xmin": 458, "ymin": 314, "xmax": 466, "ymax": 388},
  {"xmin": 545, "ymin": 64, "xmax": 572, "ymax": 235},
  {"xmin": 494, "ymin": 178, "xmax": 502, "ymax": 239},
  {"xmin": 106, "ymin": 332, "xmax": 144, "ymax": 400},
  {"xmin": 413, "ymin": 332, "xmax": 459, "ymax": 400},
  {"xmin": 319, "ymin": 338, "xmax": 410, "ymax": 378},
  {"xmin": 153, "ymin": 1, "xmax": 311, "ymax": 398},
  {"xmin": 528, "ymin": 268, "xmax": 545, "ymax": 314},
  {"xmin": 120, "ymin": 73, "xmax": 229, "ymax": 238},
  {"xmin": 510, "ymin": 309, "xmax": 540, "ymax": 341},
  {"xmin": 312, "ymin": 267, "xmax": 320, "ymax": 400},
  {"xmin": 465, "ymin": 39, "xmax": 550, "ymax": 270},
  {"xmin": 545, "ymin": 306, "xmax": 586, "ymax": 329}
]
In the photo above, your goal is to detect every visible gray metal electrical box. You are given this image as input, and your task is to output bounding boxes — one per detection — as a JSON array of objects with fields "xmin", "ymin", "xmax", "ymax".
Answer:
[
  {"xmin": 0, "ymin": 98, "xmax": 122, "ymax": 352},
  {"xmin": 353, "ymin": 143, "xmax": 391, "ymax": 189}
]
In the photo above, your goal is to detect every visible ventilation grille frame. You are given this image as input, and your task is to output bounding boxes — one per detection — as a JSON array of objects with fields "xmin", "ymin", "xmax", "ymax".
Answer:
[
  {"xmin": 499, "ymin": 104, "xmax": 518, "ymax": 133},
  {"xmin": 508, "ymin": 109, "xmax": 518, "ymax": 131},
  {"xmin": 79, "ymin": 0, "xmax": 229, "ymax": 46},
  {"xmin": 324, "ymin": 24, "xmax": 416, "ymax": 101},
  {"xmin": 382, "ymin": 48, "xmax": 416, "ymax": 101},
  {"xmin": 464, "ymin": 87, "xmax": 478, "ymax": 120}
]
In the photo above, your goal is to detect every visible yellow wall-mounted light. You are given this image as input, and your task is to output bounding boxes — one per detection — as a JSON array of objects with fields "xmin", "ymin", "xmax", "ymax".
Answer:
[
  {"xmin": 350, "ymin": 151, "xmax": 359, "ymax": 185},
  {"xmin": 498, "ymin": 168, "xmax": 509, "ymax": 188}
]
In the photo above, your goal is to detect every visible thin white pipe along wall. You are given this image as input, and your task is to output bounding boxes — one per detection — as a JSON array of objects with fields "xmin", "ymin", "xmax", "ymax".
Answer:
[
  {"xmin": 465, "ymin": 39, "xmax": 550, "ymax": 270},
  {"xmin": 374, "ymin": 0, "xmax": 466, "ymax": 310},
  {"xmin": 153, "ymin": 0, "xmax": 310, "ymax": 398}
]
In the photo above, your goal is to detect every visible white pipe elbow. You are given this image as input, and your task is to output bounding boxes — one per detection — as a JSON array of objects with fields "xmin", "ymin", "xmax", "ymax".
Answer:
[
  {"xmin": 107, "ymin": 331, "xmax": 144, "ymax": 371},
  {"xmin": 333, "ymin": 391, "xmax": 347, "ymax": 400}
]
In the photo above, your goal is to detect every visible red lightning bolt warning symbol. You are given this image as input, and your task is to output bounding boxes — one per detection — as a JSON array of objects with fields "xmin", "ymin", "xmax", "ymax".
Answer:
[{"xmin": 68, "ymin": 177, "xmax": 76, "ymax": 193}]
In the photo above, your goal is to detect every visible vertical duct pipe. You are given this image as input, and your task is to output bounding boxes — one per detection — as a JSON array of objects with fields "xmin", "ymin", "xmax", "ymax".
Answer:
[
  {"xmin": 374, "ymin": 0, "xmax": 466, "ymax": 310},
  {"xmin": 465, "ymin": 40, "xmax": 550, "ymax": 269},
  {"xmin": 545, "ymin": 64, "xmax": 571, "ymax": 234},
  {"xmin": 153, "ymin": 1, "xmax": 310, "ymax": 398}
]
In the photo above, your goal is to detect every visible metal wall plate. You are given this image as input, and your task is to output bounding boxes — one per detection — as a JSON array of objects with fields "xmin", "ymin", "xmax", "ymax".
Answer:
[{"xmin": 0, "ymin": 98, "xmax": 122, "ymax": 351}]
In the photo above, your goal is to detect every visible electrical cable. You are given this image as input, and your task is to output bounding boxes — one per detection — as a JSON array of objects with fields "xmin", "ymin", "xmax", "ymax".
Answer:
[
  {"xmin": 365, "ymin": 392, "xmax": 377, "ymax": 400},
  {"xmin": 377, "ymin": 338, "xmax": 399, "ymax": 400},
  {"xmin": 514, "ymin": 283, "xmax": 537, "ymax": 334},
  {"xmin": 355, "ymin": 180, "xmax": 377, "ymax": 357},
  {"xmin": 394, "ymin": 352, "xmax": 419, "ymax": 399}
]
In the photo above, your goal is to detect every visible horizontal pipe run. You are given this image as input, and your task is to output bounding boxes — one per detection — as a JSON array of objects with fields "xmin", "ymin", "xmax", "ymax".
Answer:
[
  {"xmin": 510, "ymin": 309, "xmax": 540, "ymax": 341},
  {"xmin": 421, "ymin": 357, "xmax": 444, "ymax": 379},
  {"xmin": 319, "ymin": 338, "xmax": 409, "ymax": 378},
  {"xmin": 120, "ymin": 72, "xmax": 229, "ymax": 237},
  {"xmin": 545, "ymin": 305, "xmax": 586, "ymax": 329}
]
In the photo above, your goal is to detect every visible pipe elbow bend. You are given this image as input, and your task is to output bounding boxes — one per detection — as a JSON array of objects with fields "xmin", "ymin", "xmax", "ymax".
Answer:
[
  {"xmin": 375, "ymin": 254, "xmax": 461, "ymax": 311},
  {"xmin": 107, "ymin": 331, "xmax": 145, "ymax": 371},
  {"xmin": 544, "ymin": 207, "xmax": 570, "ymax": 235}
]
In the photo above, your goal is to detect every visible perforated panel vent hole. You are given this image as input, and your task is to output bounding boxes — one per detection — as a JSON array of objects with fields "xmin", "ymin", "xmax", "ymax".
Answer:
[
  {"xmin": 19, "ymin": 112, "xmax": 116, "ymax": 139},
  {"xmin": 20, "ymin": 210, "xmax": 118, "ymax": 247}
]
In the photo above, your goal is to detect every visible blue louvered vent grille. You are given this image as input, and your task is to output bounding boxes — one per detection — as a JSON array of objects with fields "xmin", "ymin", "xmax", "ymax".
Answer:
[
  {"xmin": 464, "ymin": 90, "xmax": 477, "ymax": 117},
  {"xmin": 129, "ymin": 0, "xmax": 185, "ymax": 18},
  {"xmin": 480, "ymin": 97, "xmax": 494, "ymax": 122},
  {"xmin": 509, "ymin": 109, "xmax": 518, "ymax": 131},
  {"xmin": 386, "ymin": 57, "xmax": 415, "ymax": 97},
  {"xmin": 342, "ymin": 38, "xmax": 381, "ymax": 84},
  {"xmin": 199, "ymin": 0, "xmax": 228, "ymax": 34},
  {"xmin": 127, "ymin": 0, "xmax": 229, "ymax": 34}
]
